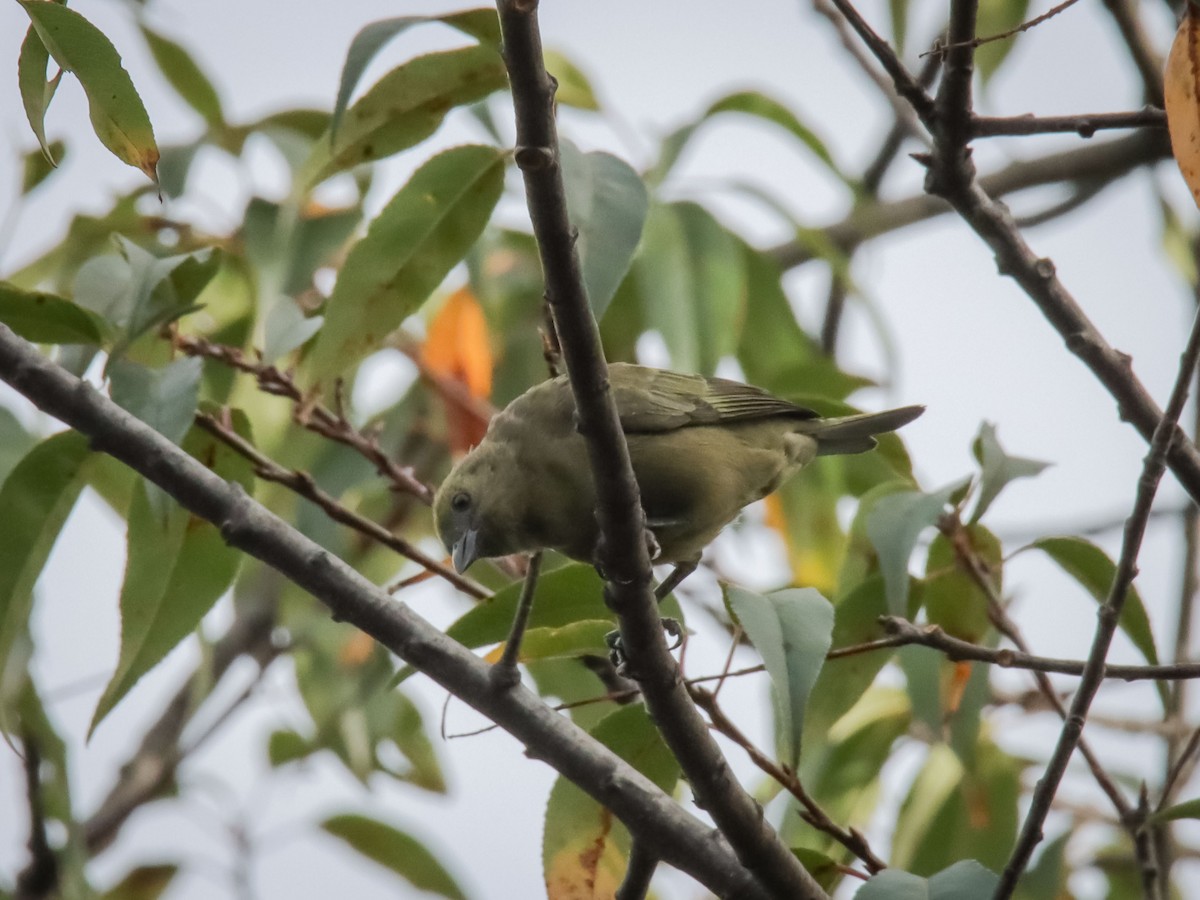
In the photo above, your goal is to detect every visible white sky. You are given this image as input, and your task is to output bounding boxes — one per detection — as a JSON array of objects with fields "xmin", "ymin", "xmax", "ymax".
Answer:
[{"xmin": 0, "ymin": 0, "xmax": 1197, "ymax": 898}]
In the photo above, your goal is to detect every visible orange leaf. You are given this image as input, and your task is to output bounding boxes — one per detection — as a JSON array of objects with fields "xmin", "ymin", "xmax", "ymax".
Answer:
[
  {"xmin": 423, "ymin": 286, "xmax": 493, "ymax": 398},
  {"xmin": 944, "ymin": 660, "xmax": 973, "ymax": 716},
  {"xmin": 423, "ymin": 286, "xmax": 494, "ymax": 453},
  {"xmin": 763, "ymin": 492, "xmax": 786, "ymax": 533},
  {"xmin": 1166, "ymin": 5, "xmax": 1200, "ymax": 209},
  {"xmin": 337, "ymin": 631, "xmax": 375, "ymax": 668}
]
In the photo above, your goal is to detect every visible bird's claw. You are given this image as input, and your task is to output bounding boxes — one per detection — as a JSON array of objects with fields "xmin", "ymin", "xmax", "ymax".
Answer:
[{"xmin": 604, "ymin": 617, "xmax": 685, "ymax": 670}]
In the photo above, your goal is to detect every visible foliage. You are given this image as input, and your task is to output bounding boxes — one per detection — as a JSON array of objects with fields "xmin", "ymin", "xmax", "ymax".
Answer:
[{"xmin": 0, "ymin": 1, "xmax": 1195, "ymax": 898}]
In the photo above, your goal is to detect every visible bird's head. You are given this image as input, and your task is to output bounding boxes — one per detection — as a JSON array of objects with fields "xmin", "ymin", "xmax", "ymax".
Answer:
[{"xmin": 433, "ymin": 443, "xmax": 519, "ymax": 573}]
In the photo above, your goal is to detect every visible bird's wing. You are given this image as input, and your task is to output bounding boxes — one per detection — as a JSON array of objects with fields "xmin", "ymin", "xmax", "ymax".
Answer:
[{"xmin": 611, "ymin": 364, "xmax": 819, "ymax": 432}]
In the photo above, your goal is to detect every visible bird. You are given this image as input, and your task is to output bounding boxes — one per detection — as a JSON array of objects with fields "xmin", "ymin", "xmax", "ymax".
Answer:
[{"xmin": 434, "ymin": 363, "xmax": 922, "ymax": 591}]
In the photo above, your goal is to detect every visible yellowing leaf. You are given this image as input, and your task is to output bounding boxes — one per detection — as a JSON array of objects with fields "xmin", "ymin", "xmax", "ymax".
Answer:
[
  {"xmin": 1166, "ymin": 5, "xmax": 1200, "ymax": 209},
  {"xmin": 544, "ymin": 820, "xmax": 623, "ymax": 900}
]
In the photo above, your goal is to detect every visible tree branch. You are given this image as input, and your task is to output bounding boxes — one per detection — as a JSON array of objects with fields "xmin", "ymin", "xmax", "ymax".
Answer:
[
  {"xmin": 769, "ymin": 129, "xmax": 1171, "ymax": 269},
  {"xmin": 876, "ymin": 616, "xmax": 1200, "ymax": 681},
  {"xmin": 819, "ymin": 0, "xmax": 1200, "ymax": 510},
  {"xmin": 0, "ymin": 323, "xmax": 772, "ymax": 900},
  {"xmin": 494, "ymin": 2, "xmax": 825, "ymax": 896},
  {"xmin": 996, "ymin": 305, "xmax": 1200, "ymax": 896},
  {"xmin": 193, "ymin": 411, "xmax": 488, "ymax": 600},
  {"xmin": 972, "ymin": 108, "xmax": 1165, "ymax": 138}
]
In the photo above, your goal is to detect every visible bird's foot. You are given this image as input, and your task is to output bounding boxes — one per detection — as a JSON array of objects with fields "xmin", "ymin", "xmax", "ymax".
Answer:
[{"xmin": 605, "ymin": 617, "xmax": 685, "ymax": 672}]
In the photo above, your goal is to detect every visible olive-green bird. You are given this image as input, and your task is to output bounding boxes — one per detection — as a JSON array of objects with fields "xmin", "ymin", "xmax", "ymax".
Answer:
[{"xmin": 434, "ymin": 363, "xmax": 922, "ymax": 582}]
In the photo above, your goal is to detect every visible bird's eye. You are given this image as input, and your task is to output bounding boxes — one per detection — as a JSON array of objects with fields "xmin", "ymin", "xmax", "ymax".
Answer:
[{"xmin": 451, "ymin": 491, "xmax": 471, "ymax": 513}]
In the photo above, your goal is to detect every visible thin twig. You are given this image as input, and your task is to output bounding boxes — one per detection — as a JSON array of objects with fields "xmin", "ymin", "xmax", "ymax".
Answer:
[
  {"xmin": 770, "ymin": 129, "xmax": 1171, "ymax": 268},
  {"xmin": 997, "ymin": 305, "xmax": 1200, "ymax": 897},
  {"xmin": 972, "ymin": 108, "xmax": 1166, "ymax": 138},
  {"xmin": 923, "ymin": 0, "xmax": 1082, "ymax": 58},
  {"xmin": 615, "ymin": 843, "xmax": 659, "ymax": 900},
  {"xmin": 194, "ymin": 412, "xmax": 489, "ymax": 600},
  {"xmin": 14, "ymin": 735, "xmax": 58, "ymax": 900},
  {"xmin": 689, "ymin": 685, "xmax": 886, "ymax": 875},
  {"xmin": 173, "ymin": 333, "xmax": 434, "ymax": 504},
  {"xmin": 941, "ymin": 514, "xmax": 1138, "ymax": 833},
  {"xmin": 877, "ymin": 616, "xmax": 1200, "ymax": 681}
]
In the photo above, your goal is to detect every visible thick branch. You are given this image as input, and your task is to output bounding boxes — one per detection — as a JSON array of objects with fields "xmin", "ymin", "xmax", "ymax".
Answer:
[
  {"xmin": 0, "ymin": 324, "xmax": 771, "ymax": 900},
  {"xmin": 495, "ymin": 2, "xmax": 825, "ymax": 896}
]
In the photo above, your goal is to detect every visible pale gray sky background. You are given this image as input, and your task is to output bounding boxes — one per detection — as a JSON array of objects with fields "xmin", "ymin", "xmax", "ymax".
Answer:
[{"xmin": 0, "ymin": 0, "xmax": 1196, "ymax": 897}]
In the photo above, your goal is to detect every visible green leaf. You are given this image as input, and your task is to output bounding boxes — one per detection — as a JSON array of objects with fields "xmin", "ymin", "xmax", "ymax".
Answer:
[
  {"xmin": 267, "ymin": 729, "xmax": 314, "ymax": 767},
  {"xmin": 442, "ymin": 565, "xmax": 608, "ymax": 654},
  {"xmin": 543, "ymin": 49, "xmax": 601, "ymax": 110},
  {"xmin": 322, "ymin": 814, "xmax": 467, "ymax": 900},
  {"xmin": 889, "ymin": 0, "xmax": 909, "ymax": 55},
  {"xmin": 736, "ymin": 242, "xmax": 872, "ymax": 401},
  {"xmin": 790, "ymin": 847, "xmax": 844, "ymax": 892},
  {"xmin": 561, "ymin": 141, "xmax": 648, "ymax": 319},
  {"xmin": 99, "ymin": 864, "xmax": 178, "ymax": 900},
  {"xmin": 1030, "ymin": 536, "xmax": 1160, "ymax": 666},
  {"xmin": 313, "ymin": 44, "xmax": 507, "ymax": 182},
  {"xmin": 893, "ymin": 741, "xmax": 1019, "ymax": 875},
  {"xmin": 867, "ymin": 479, "xmax": 968, "ymax": 616},
  {"xmin": 634, "ymin": 201, "xmax": 744, "ymax": 374},
  {"xmin": 969, "ymin": 422, "xmax": 1050, "ymax": 524},
  {"xmin": 90, "ymin": 418, "xmax": 253, "ymax": 735},
  {"xmin": 857, "ymin": 860, "xmax": 999, "ymax": 899},
  {"xmin": 771, "ymin": 462, "xmax": 845, "ymax": 595},
  {"xmin": 1013, "ymin": 832, "xmax": 1070, "ymax": 900},
  {"xmin": 1150, "ymin": 797, "xmax": 1200, "ymax": 823},
  {"xmin": 75, "ymin": 240, "xmax": 220, "ymax": 359},
  {"xmin": 803, "ymin": 577, "xmax": 903, "ymax": 744},
  {"xmin": 108, "ymin": 358, "xmax": 202, "ymax": 447},
  {"xmin": 0, "ymin": 432, "xmax": 91, "ymax": 670},
  {"xmin": 543, "ymin": 705, "xmax": 679, "ymax": 894},
  {"xmin": 263, "ymin": 297, "xmax": 323, "ymax": 364},
  {"xmin": 242, "ymin": 199, "xmax": 362, "ymax": 300},
  {"xmin": 651, "ymin": 90, "xmax": 849, "ymax": 189},
  {"xmin": 0, "ymin": 282, "xmax": 105, "ymax": 345},
  {"xmin": 504, "ymin": 619, "xmax": 616, "ymax": 663},
  {"xmin": 923, "ymin": 525, "xmax": 1001, "ymax": 643},
  {"xmin": 796, "ymin": 687, "xmax": 910, "ymax": 845},
  {"xmin": 19, "ymin": 0, "xmax": 159, "ymax": 182},
  {"xmin": 0, "ymin": 409, "xmax": 36, "ymax": 487},
  {"xmin": 306, "ymin": 145, "xmax": 505, "ymax": 388},
  {"xmin": 726, "ymin": 586, "xmax": 834, "ymax": 769},
  {"xmin": 975, "ymin": 0, "xmax": 1031, "ymax": 84},
  {"xmin": 140, "ymin": 26, "xmax": 224, "ymax": 129},
  {"xmin": 891, "ymin": 744, "xmax": 964, "ymax": 869},
  {"xmin": 23, "ymin": 140, "xmax": 66, "ymax": 195},
  {"xmin": 17, "ymin": 23, "xmax": 63, "ymax": 166},
  {"xmin": 331, "ymin": 9, "xmax": 501, "ymax": 138}
]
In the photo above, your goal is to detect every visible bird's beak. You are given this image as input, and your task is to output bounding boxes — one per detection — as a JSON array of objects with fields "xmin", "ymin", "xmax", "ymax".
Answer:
[{"xmin": 451, "ymin": 526, "xmax": 480, "ymax": 573}]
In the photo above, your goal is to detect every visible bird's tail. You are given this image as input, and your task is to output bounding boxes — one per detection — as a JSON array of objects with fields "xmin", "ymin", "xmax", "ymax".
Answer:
[{"xmin": 803, "ymin": 405, "xmax": 925, "ymax": 456}]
